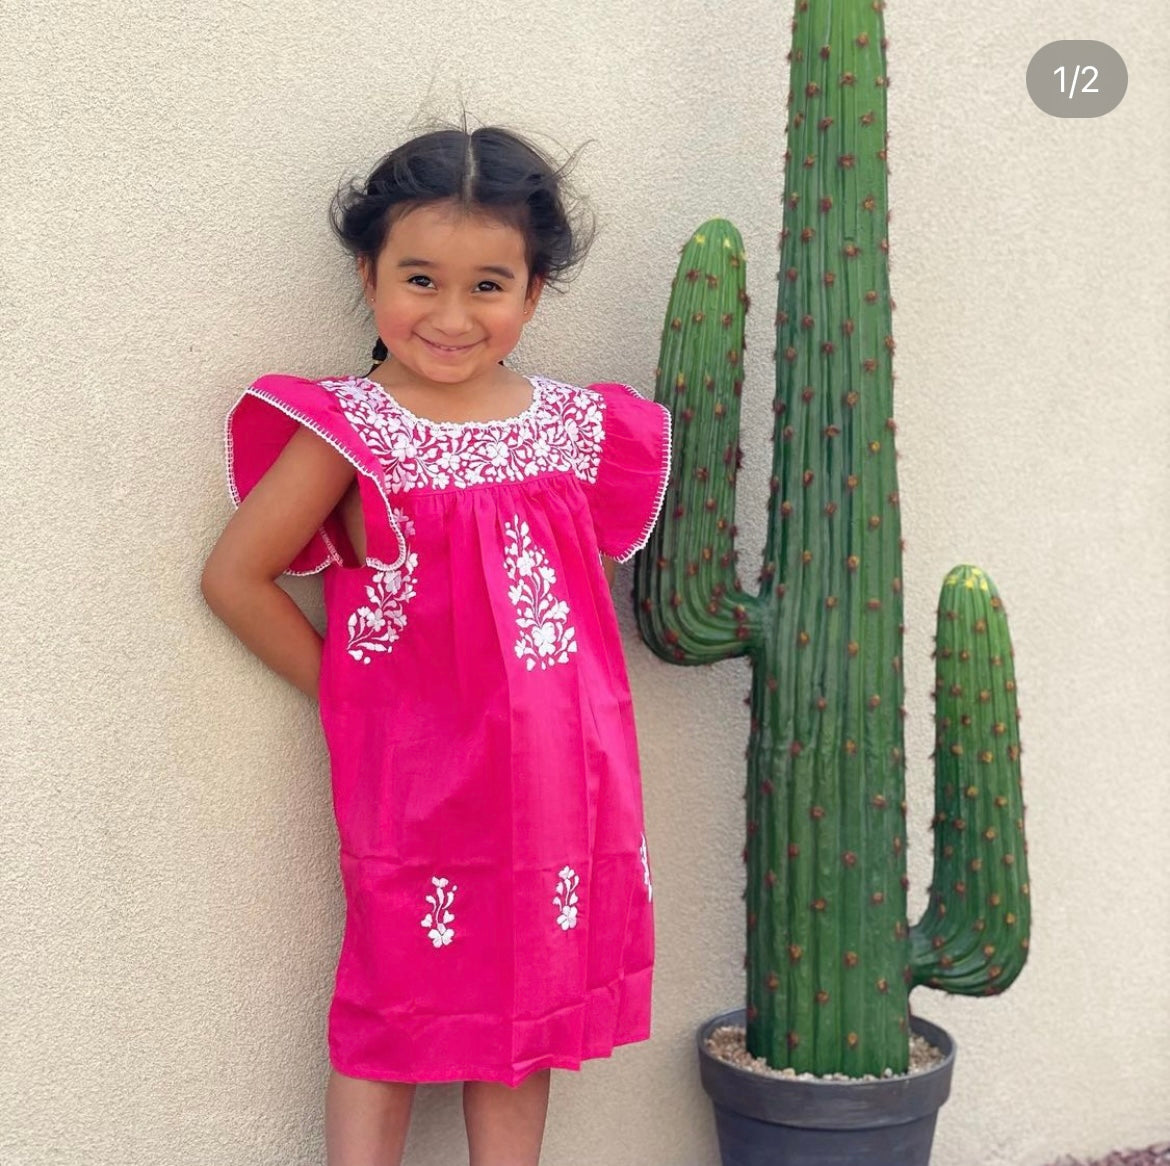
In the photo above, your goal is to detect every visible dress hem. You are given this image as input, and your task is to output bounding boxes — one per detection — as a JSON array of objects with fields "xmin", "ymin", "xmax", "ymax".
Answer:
[{"xmin": 328, "ymin": 1026, "xmax": 652, "ymax": 1088}]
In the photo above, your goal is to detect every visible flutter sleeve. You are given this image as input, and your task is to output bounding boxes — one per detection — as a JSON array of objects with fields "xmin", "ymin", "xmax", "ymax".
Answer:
[
  {"xmin": 224, "ymin": 373, "xmax": 405, "ymax": 575},
  {"xmin": 585, "ymin": 382, "xmax": 672, "ymax": 563}
]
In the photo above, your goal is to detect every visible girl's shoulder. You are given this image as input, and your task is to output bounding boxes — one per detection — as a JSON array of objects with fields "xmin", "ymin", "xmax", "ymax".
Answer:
[
  {"xmin": 528, "ymin": 373, "xmax": 651, "ymax": 410},
  {"xmin": 525, "ymin": 376, "xmax": 672, "ymax": 565},
  {"xmin": 241, "ymin": 372, "xmax": 396, "ymax": 436},
  {"xmin": 226, "ymin": 373, "xmax": 408, "ymax": 572},
  {"xmin": 247, "ymin": 370, "xmax": 369, "ymax": 404},
  {"xmin": 240, "ymin": 371, "xmax": 354, "ymax": 420},
  {"xmin": 529, "ymin": 374, "xmax": 667, "ymax": 431},
  {"xmin": 230, "ymin": 372, "xmax": 388, "ymax": 482}
]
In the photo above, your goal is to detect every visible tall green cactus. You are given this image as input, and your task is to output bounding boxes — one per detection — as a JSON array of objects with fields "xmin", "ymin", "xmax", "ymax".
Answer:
[{"xmin": 634, "ymin": 0, "xmax": 1029, "ymax": 1076}]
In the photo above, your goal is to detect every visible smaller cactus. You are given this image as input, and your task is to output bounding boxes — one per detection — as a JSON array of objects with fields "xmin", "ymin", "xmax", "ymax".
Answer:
[{"xmin": 910, "ymin": 566, "xmax": 1031, "ymax": 994}]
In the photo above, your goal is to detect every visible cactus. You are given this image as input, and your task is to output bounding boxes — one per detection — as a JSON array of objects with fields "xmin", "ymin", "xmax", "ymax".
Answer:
[
  {"xmin": 634, "ymin": 0, "xmax": 1030, "ymax": 1076},
  {"xmin": 913, "ymin": 566, "xmax": 1030, "ymax": 998}
]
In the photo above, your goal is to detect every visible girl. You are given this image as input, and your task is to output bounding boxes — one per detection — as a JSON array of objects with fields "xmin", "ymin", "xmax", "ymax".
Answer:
[{"xmin": 201, "ymin": 126, "xmax": 670, "ymax": 1166}]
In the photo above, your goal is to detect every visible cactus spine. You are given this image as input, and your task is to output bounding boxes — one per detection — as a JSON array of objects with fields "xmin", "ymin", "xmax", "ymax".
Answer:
[{"xmin": 635, "ymin": 0, "xmax": 1029, "ymax": 1076}]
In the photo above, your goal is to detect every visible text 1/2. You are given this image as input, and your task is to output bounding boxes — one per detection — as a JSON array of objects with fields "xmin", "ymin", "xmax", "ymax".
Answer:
[{"xmin": 1053, "ymin": 65, "xmax": 1099, "ymax": 98}]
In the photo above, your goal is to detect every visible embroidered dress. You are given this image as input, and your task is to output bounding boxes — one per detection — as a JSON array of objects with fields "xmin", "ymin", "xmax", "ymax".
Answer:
[{"xmin": 225, "ymin": 372, "xmax": 670, "ymax": 1086}]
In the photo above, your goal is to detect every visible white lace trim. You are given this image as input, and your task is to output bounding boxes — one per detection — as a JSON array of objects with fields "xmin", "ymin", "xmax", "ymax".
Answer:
[
  {"xmin": 503, "ymin": 518, "xmax": 578, "ymax": 671},
  {"xmin": 613, "ymin": 388, "xmax": 673, "ymax": 565},
  {"xmin": 554, "ymin": 866, "xmax": 580, "ymax": 930},
  {"xmin": 318, "ymin": 375, "xmax": 605, "ymax": 493},
  {"xmin": 421, "ymin": 876, "xmax": 457, "ymax": 948},
  {"xmin": 224, "ymin": 387, "xmax": 406, "ymax": 574}
]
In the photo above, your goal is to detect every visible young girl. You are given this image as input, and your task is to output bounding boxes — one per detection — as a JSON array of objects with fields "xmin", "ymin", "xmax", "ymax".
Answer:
[{"xmin": 201, "ymin": 126, "xmax": 670, "ymax": 1166}]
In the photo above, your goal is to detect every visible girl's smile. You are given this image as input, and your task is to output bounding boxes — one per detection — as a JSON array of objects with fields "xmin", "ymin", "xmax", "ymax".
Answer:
[{"xmin": 418, "ymin": 336, "xmax": 482, "ymax": 356}]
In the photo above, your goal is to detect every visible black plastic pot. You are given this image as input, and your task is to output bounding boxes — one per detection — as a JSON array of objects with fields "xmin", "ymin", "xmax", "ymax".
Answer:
[{"xmin": 697, "ymin": 1009, "xmax": 956, "ymax": 1166}]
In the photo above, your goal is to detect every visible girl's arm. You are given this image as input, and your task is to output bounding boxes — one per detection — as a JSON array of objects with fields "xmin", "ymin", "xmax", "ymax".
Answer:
[
  {"xmin": 602, "ymin": 556, "xmax": 616, "ymax": 587},
  {"xmin": 201, "ymin": 426, "xmax": 356, "ymax": 699}
]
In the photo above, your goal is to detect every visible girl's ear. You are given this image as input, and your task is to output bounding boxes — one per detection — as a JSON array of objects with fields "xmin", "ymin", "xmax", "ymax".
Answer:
[
  {"xmin": 358, "ymin": 255, "xmax": 375, "ymax": 300},
  {"xmin": 523, "ymin": 274, "xmax": 546, "ymax": 317}
]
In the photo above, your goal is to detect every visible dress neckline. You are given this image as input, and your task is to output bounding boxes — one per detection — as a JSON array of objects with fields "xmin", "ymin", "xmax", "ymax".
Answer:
[{"xmin": 356, "ymin": 374, "xmax": 543, "ymax": 433}]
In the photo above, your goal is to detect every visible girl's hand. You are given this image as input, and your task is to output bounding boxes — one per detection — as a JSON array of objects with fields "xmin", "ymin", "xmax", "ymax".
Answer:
[{"xmin": 201, "ymin": 426, "xmax": 356, "ymax": 698}]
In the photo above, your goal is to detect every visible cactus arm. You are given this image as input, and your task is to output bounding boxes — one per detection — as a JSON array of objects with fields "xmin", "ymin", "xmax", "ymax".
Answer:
[
  {"xmin": 634, "ymin": 221, "xmax": 763, "ymax": 665},
  {"xmin": 909, "ymin": 566, "xmax": 1031, "ymax": 993}
]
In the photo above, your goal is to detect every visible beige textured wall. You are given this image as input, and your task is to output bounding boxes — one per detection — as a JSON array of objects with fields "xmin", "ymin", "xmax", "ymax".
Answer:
[{"xmin": 4, "ymin": 0, "xmax": 1168, "ymax": 1163}]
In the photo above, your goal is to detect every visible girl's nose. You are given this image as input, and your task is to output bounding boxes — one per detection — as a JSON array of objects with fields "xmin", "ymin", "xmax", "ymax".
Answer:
[{"xmin": 429, "ymin": 293, "xmax": 473, "ymax": 335}]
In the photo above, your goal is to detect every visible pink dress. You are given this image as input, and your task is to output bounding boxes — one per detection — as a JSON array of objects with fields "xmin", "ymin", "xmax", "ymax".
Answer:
[{"xmin": 225, "ymin": 371, "xmax": 671, "ymax": 1086}]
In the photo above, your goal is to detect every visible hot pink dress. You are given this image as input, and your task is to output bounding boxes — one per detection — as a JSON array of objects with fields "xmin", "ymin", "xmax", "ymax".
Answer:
[{"xmin": 225, "ymin": 372, "xmax": 670, "ymax": 1086}]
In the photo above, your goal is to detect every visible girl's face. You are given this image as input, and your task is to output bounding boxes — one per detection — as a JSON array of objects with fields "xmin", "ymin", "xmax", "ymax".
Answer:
[{"xmin": 360, "ymin": 201, "xmax": 544, "ymax": 391}]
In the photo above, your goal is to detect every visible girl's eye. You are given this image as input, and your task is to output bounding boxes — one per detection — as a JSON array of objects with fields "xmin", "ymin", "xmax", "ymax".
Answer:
[{"xmin": 404, "ymin": 275, "xmax": 502, "ymax": 292}]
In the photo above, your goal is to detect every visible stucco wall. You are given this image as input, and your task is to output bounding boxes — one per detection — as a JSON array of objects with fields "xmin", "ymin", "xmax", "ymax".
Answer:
[{"xmin": 4, "ymin": 1, "xmax": 1167, "ymax": 1164}]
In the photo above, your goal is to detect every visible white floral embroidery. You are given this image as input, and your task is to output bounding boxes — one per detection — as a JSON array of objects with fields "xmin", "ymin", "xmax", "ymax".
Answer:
[
  {"xmin": 319, "ymin": 376, "xmax": 605, "ymax": 492},
  {"xmin": 503, "ymin": 518, "xmax": 577, "ymax": 671},
  {"xmin": 346, "ymin": 510, "xmax": 419, "ymax": 664},
  {"xmin": 390, "ymin": 506, "xmax": 416, "ymax": 538},
  {"xmin": 554, "ymin": 866, "xmax": 580, "ymax": 930},
  {"xmin": 639, "ymin": 834, "xmax": 653, "ymax": 902},
  {"xmin": 421, "ymin": 876, "xmax": 457, "ymax": 948}
]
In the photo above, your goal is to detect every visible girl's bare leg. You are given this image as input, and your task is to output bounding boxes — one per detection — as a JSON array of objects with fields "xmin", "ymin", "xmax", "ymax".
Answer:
[
  {"xmin": 462, "ymin": 1070, "xmax": 551, "ymax": 1166},
  {"xmin": 326, "ymin": 1069, "xmax": 416, "ymax": 1166}
]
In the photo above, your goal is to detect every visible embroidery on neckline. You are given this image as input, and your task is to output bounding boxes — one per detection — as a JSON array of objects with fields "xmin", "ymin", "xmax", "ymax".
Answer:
[
  {"xmin": 357, "ymin": 375, "xmax": 544, "ymax": 433},
  {"xmin": 319, "ymin": 375, "xmax": 605, "ymax": 493}
]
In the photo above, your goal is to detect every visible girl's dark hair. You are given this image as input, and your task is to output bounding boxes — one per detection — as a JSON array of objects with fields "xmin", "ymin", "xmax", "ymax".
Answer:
[{"xmin": 331, "ymin": 127, "xmax": 595, "ymax": 366}]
